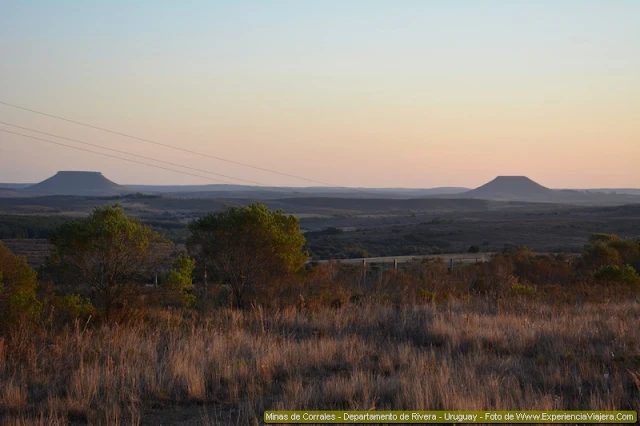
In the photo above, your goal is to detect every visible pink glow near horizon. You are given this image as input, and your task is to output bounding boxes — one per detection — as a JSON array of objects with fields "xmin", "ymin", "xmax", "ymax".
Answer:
[{"xmin": 1, "ymin": 2, "xmax": 638, "ymax": 188}]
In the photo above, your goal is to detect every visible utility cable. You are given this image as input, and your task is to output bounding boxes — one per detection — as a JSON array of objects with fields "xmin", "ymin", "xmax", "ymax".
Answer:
[
  {"xmin": 0, "ymin": 128, "xmax": 237, "ymax": 185},
  {"xmin": 0, "ymin": 120, "xmax": 264, "ymax": 186},
  {"xmin": 0, "ymin": 100, "xmax": 343, "ymax": 187}
]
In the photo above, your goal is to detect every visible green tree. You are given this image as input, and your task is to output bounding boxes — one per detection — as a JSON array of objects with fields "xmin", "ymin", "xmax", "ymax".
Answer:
[
  {"xmin": 0, "ymin": 242, "xmax": 42, "ymax": 328},
  {"xmin": 165, "ymin": 254, "xmax": 196, "ymax": 306},
  {"xmin": 594, "ymin": 264, "xmax": 640, "ymax": 289},
  {"xmin": 187, "ymin": 203, "xmax": 307, "ymax": 308},
  {"xmin": 583, "ymin": 234, "xmax": 640, "ymax": 270},
  {"xmin": 49, "ymin": 204, "xmax": 171, "ymax": 319},
  {"xmin": 52, "ymin": 294, "xmax": 96, "ymax": 323}
]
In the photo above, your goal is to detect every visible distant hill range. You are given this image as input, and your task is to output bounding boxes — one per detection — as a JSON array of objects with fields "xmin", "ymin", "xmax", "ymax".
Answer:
[
  {"xmin": 21, "ymin": 171, "xmax": 132, "ymax": 196},
  {"xmin": 0, "ymin": 183, "xmax": 32, "ymax": 190},
  {"xmin": 0, "ymin": 172, "xmax": 638, "ymax": 205},
  {"xmin": 126, "ymin": 184, "xmax": 470, "ymax": 199}
]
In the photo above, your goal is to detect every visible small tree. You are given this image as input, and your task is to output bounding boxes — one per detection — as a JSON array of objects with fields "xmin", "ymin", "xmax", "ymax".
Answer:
[
  {"xmin": 582, "ymin": 234, "xmax": 640, "ymax": 270},
  {"xmin": 187, "ymin": 203, "xmax": 307, "ymax": 308},
  {"xmin": 0, "ymin": 242, "xmax": 42, "ymax": 328},
  {"xmin": 165, "ymin": 254, "xmax": 196, "ymax": 306},
  {"xmin": 594, "ymin": 264, "xmax": 640, "ymax": 289},
  {"xmin": 49, "ymin": 204, "xmax": 171, "ymax": 319}
]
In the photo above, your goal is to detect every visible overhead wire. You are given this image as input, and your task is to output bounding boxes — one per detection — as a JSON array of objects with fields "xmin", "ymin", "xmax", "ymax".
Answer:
[
  {"xmin": 0, "ymin": 128, "xmax": 238, "ymax": 185},
  {"xmin": 0, "ymin": 120, "xmax": 263, "ymax": 186},
  {"xmin": 0, "ymin": 100, "xmax": 344, "ymax": 188}
]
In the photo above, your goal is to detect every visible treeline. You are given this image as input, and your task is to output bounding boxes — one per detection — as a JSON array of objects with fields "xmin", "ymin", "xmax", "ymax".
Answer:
[
  {"xmin": 302, "ymin": 211, "xmax": 640, "ymax": 258},
  {"xmin": 303, "ymin": 236, "xmax": 640, "ymax": 310},
  {"xmin": 0, "ymin": 203, "xmax": 308, "ymax": 327},
  {"xmin": 0, "ymin": 215, "xmax": 73, "ymax": 239},
  {"xmin": 1, "ymin": 204, "xmax": 639, "ymax": 332},
  {"xmin": 0, "ymin": 214, "xmax": 189, "ymax": 242}
]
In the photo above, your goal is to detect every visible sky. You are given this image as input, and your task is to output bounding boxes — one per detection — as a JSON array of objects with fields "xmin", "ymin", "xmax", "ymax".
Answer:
[{"xmin": 0, "ymin": 1, "xmax": 639, "ymax": 189}]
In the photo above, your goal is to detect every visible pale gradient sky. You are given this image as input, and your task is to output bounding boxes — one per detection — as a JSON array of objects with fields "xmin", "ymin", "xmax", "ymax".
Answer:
[{"xmin": 0, "ymin": 1, "xmax": 638, "ymax": 188}]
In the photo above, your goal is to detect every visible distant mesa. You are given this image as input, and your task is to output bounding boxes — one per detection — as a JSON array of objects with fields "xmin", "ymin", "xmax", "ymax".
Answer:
[
  {"xmin": 8, "ymin": 172, "xmax": 638, "ymax": 204},
  {"xmin": 463, "ymin": 176, "xmax": 554, "ymax": 201},
  {"xmin": 22, "ymin": 171, "xmax": 132, "ymax": 196}
]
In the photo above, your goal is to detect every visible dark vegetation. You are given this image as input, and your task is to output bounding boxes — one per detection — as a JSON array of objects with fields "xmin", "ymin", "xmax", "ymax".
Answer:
[
  {"xmin": 2, "ymin": 195, "xmax": 640, "ymax": 259},
  {"xmin": 0, "ymin": 215, "xmax": 73, "ymax": 239},
  {"xmin": 187, "ymin": 204, "xmax": 307, "ymax": 308},
  {"xmin": 303, "ymin": 206, "xmax": 640, "ymax": 258},
  {"xmin": 48, "ymin": 205, "xmax": 173, "ymax": 320},
  {"xmin": 0, "ymin": 214, "xmax": 189, "ymax": 244}
]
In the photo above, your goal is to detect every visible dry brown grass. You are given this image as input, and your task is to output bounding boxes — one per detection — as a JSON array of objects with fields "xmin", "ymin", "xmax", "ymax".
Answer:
[{"xmin": 1, "ymin": 298, "xmax": 639, "ymax": 425}]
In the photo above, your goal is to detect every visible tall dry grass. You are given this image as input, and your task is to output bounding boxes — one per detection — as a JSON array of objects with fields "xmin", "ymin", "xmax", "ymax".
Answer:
[{"xmin": 1, "ymin": 298, "xmax": 639, "ymax": 425}]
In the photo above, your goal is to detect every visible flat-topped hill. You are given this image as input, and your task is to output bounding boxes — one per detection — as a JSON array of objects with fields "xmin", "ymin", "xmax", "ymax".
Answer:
[
  {"xmin": 464, "ymin": 176, "xmax": 554, "ymax": 201},
  {"xmin": 22, "ymin": 171, "xmax": 131, "ymax": 196}
]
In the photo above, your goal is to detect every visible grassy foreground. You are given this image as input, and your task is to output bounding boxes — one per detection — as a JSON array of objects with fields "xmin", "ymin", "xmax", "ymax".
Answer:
[{"xmin": 1, "ymin": 298, "xmax": 639, "ymax": 425}]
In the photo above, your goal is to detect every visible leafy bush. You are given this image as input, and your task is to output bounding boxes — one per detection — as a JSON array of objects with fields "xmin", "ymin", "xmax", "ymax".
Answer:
[
  {"xmin": 188, "ymin": 203, "xmax": 307, "ymax": 308},
  {"xmin": 416, "ymin": 288, "xmax": 436, "ymax": 302},
  {"xmin": 509, "ymin": 282, "xmax": 537, "ymax": 297},
  {"xmin": 165, "ymin": 254, "xmax": 196, "ymax": 307},
  {"xmin": 0, "ymin": 242, "xmax": 42, "ymax": 329},
  {"xmin": 52, "ymin": 294, "xmax": 95, "ymax": 322},
  {"xmin": 594, "ymin": 264, "xmax": 640, "ymax": 288},
  {"xmin": 582, "ymin": 234, "xmax": 640, "ymax": 270},
  {"xmin": 49, "ymin": 204, "xmax": 171, "ymax": 319}
]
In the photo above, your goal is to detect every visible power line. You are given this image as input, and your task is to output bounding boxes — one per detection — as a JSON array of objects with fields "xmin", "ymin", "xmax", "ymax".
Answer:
[
  {"xmin": 0, "ymin": 128, "xmax": 237, "ymax": 184},
  {"xmin": 0, "ymin": 100, "xmax": 340, "ymax": 187},
  {"xmin": 0, "ymin": 120, "xmax": 264, "ymax": 186}
]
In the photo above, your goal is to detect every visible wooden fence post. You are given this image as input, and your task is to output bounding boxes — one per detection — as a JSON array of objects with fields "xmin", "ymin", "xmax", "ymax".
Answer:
[{"xmin": 362, "ymin": 259, "xmax": 367, "ymax": 288}]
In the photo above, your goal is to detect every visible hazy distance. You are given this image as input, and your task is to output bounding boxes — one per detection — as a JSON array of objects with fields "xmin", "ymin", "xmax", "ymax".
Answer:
[
  {"xmin": 4, "ymin": 171, "xmax": 639, "ymax": 205},
  {"xmin": 1, "ymin": 1, "xmax": 639, "ymax": 188}
]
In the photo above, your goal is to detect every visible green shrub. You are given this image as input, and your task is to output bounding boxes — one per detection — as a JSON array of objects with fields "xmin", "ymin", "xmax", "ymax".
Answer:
[
  {"xmin": 165, "ymin": 254, "xmax": 196, "ymax": 307},
  {"xmin": 509, "ymin": 282, "xmax": 537, "ymax": 297},
  {"xmin": 583, "ymin": 234, "xmax": 640, "ymax": 270},
  {"xmin": 594, "ymin": 264, "xmax": 640, "ymax": 288},
  {"xmin": 583, "ymin": 242, "xmax": 622, "ymax": 268},
  {"xmin": 416, "ymin": 288, "xmax": 436, "ymax": 302},
  {"xmin": 187, "ymin": 203, "xmax": 307, "ymax": 308},
  {"xmin": 0, "ymin": 242, "xmax": 43, "ymax": 328},
  {"xmin": 52, "ymin": 294, "xmax": 96, "ymax": 322},
  {"xmin": 49, "ymin": 204, "xmax": 171, "ymax": 319}
]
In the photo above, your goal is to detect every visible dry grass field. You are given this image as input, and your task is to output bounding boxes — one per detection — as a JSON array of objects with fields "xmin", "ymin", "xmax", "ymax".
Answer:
[
  {"xmin": 1, "ymin": 208, "xmax": 639, "ymax": 425},
  {"xmin": 1, "ymin": 298, "xmax": 639, "ymax": 425}
]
